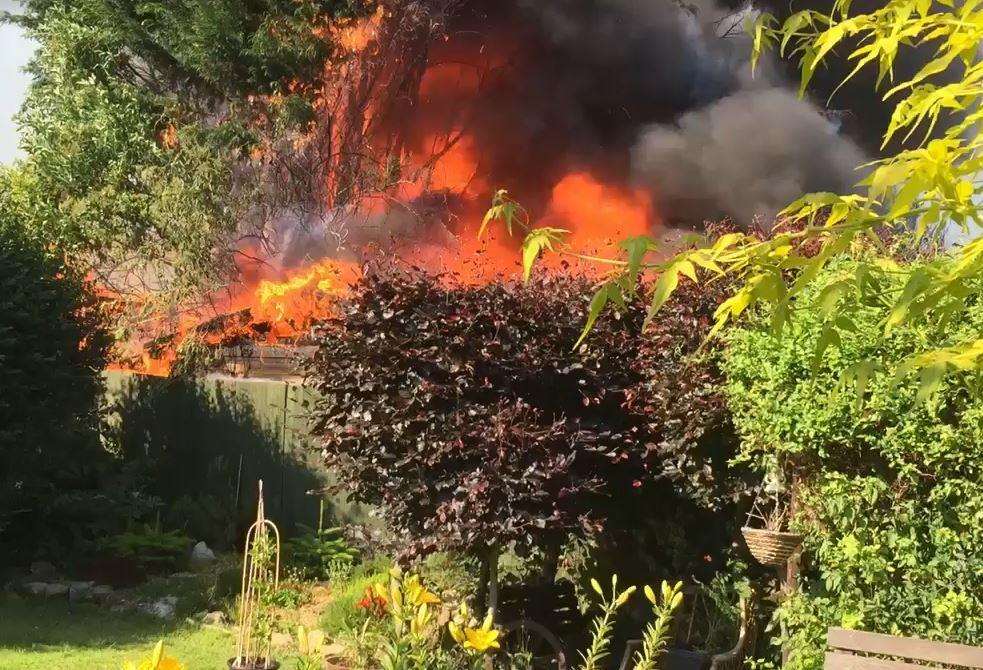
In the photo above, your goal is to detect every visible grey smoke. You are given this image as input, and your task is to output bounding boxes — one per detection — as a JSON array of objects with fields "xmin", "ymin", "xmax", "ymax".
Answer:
[
  {"xmin": 468, "ymin": 0, "xmax": 870, "ymax": 227},
  {"xmin": 632, "ymin": 87, "xmax": 866, "ymax": 225},
  {"xmin": 273, "ymin": 196, "xmax": 460, "ymax": 271}
]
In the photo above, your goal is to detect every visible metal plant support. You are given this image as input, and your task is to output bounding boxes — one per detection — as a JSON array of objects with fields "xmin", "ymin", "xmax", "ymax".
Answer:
[{"xmin": 233, "ymin": 480, "xmax": 281, "ymax": 670}]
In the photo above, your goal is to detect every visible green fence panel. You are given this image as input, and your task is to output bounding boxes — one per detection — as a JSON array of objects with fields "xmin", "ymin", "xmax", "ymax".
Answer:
[{"xmin": 102, "ymin": 371, "xmax": 371, "ymax": 541}]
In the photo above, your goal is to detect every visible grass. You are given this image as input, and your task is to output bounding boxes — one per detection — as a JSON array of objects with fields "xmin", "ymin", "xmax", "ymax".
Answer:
[
  {"xmin": 319, "ymin": 556, "xmax": 391, "ymax": 637},
  {"xmin": 0, "ymin": 595, "xmax": 236, "ymax": 670},
  {"xmin": 0, "ymin": 554, "xmax": 431, "ymax": 669}
]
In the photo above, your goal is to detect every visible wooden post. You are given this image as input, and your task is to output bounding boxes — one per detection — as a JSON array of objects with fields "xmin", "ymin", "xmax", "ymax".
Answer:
[{"xmin": 781, "ymin": 479, "xmax": 801, "ymax": 667}]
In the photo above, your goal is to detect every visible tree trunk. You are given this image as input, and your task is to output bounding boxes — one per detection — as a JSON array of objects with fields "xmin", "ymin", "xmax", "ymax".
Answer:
[
  {"xmin": 476, "ymin": 549, "xmax": 490, "ymax": 612},
  {"xmin": 487, "ymin": 543, "xmax": 500, "ymax": 622},
  {"xmin": 540, "ymin": 541, "xmax": 561, "ymax": 587}
]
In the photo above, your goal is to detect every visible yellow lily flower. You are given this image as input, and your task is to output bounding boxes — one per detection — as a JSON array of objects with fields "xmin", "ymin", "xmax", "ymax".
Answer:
[
  {"xmin": 404, "ymin": 574, "xmax": 441, "ymax": 606},
  {"xmin": 121, "ymin": 641, "xmax": 185, "ymax": 670},
  {"xmin": 463, "ymin": 626, "xmax": 501, "ymax": 653},
  {"xmin": 410, "ymin": 602, "xmax": 433, "ymax": 637},
  {"xmin": 449, "ymin": 607, "xmax": 501, "ymax": 654},
  {"xmin": 296, "ymin": 625, "xmax": 325, "ymax": 656},
  {"xmin": 146, "ymin": 659, "xmax": 183, "ymax": 670},
  {"xmin": 448, "ymin": 620, "xmax": 466, "ymax": 645}
]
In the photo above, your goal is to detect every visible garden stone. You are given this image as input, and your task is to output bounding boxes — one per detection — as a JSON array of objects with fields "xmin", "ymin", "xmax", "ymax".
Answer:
[
  {"xmin": 2, "ymin": 568, "xmax": 28, "ymax": 592},
  {"xmin": 69, "ymin": 581, "xmax": 94, "ymax": 599},
  {"xmin": 23, "ymin": 582, "xmax": 49, "ymax": 596},
  {"xmin": 189, "ymin": 541, "xmax": 216, "ymax": 569},
  {"xmin": 44, "ymin": 582, "xmax": 69, "ymax": 597},
  {"xmin": 90, "ymin": 584, "xmax": 114, "ymax": 603},
  {"xmin": 29, "ymin": 561, "xmax": 56, "ymax": 580},
  {"xmin": 141, "ymin": 595, "xmax": 178, "ymax": 620},
  {"xmin": 202, "ymin": 610, "xmax": 226, "ymax": 626}
]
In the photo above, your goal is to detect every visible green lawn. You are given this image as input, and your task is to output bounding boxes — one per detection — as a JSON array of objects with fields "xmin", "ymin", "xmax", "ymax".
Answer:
[{"xmin": 0, "ymin": 596, "xmax": 236, "ymax": 670}]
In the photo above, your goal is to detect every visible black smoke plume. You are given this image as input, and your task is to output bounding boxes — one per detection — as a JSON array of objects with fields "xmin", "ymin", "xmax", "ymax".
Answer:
[{"xmin": 412, "ymin": 0, "xmax": 870, "ymax": 227}]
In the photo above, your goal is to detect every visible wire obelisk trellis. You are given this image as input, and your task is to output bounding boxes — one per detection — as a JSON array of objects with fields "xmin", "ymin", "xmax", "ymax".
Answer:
[{"xmin": 233, "ymin": 480, "xmax": 281, "ymax": 670}]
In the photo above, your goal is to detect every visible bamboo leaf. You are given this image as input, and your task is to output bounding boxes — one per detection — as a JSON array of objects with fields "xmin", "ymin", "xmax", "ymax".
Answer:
[
  {"xmin": 643, "ymin": 266, "xmax": 680, "ymax": 329},
  {"xmin": 520, "ymin": 227, "xmax": 569, "ymax": 282},
  {"xmin": 574, "ymin": 282, "xmax": 616, "ymax": 348}
]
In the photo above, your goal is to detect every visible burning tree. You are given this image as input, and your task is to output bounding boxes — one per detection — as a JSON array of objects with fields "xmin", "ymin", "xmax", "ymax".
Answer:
[
  {"xmin": 305, "ymin": 265, "xmax": 747, "ymax": 583},
  {"xmin": 5, "ymin": 0, "xmax": 858, "ymax": 375}
]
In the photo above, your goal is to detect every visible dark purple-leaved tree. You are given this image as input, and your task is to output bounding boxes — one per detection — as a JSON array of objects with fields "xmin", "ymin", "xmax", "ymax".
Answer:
[{"xmin": 305, "ymin": 264, "xmax": 748, "ymax": 594}]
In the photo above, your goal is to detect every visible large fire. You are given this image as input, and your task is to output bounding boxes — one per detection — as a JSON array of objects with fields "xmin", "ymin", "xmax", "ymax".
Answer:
[{"xmin": 114, "ymin": 11, "xmax": 663, "ymax": 377}]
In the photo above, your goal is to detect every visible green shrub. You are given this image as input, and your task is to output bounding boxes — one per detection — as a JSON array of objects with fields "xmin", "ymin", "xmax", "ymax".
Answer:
[
  {"xmin": 268, "ymin": 581, "xmax": 311, "ymax": 609},
  {"xmin": 283, "ymin": 526, "xmax": 358, "ymax": 581},
  {"xmin": 0, "ymin": 202, "xmax": 110, "ymax": 565},
  {"xmin": 723, "ymin": 257, "xmax": 983, "ymax": 669},
  {"xmin": 319, "ymin": 557, "xmax": 392, "ymax": 638},
  {"xmin": 132, "ymin": 571, "xmax": 215, "ymax": 617},
  {"xmin": 101, "ymin": 527, "xmax": 192, "ymax": 573},
  {"xmin": 417, "ymin": 552, "xmax": 480, "ymax": 604}
]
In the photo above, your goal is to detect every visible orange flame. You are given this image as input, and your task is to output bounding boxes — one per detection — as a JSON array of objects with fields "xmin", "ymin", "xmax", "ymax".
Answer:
[
  {"xmin": 114, "ymin": 29, "xmax": 665, "ymax": 377},
  {"xmin": 252, "ymin": 260, "xmax": 359, "ymax": 340},
  {"xmin": 547, "ymin": 173, "xmax": 656, "ymax": 254}
]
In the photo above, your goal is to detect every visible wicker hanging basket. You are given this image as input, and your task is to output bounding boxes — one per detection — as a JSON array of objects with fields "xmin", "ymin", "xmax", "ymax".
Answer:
[{"xmin": 741, "ymin": 527, "xmax": 803, "ymax": 567}]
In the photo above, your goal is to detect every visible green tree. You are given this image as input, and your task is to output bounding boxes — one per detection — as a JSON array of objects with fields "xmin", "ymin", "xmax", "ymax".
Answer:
[
  {"xmin": 0, "ymin": 171, "xmax": 111, "ymax": 563},
  {"xmin": 499, "ymin": 0, "xmax": 983, "ymax": 397},
  {"xmin": 2, "ymin": 0, "xmax": 370, "ymax": 325},
  {"xmin": 723, "ymin": 257, "xmax": 983, "ymax": 668}
]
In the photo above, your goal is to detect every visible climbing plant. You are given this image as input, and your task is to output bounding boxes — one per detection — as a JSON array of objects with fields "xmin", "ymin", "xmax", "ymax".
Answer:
[{"xmin": 723, "ymin": 257, "xmax": 983, "ymax": 669}]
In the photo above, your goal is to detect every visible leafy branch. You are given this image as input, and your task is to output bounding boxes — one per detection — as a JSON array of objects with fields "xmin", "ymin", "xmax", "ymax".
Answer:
[{"xmin": 486, "ymin": 0, "xmax": 983, "ymax": 400}]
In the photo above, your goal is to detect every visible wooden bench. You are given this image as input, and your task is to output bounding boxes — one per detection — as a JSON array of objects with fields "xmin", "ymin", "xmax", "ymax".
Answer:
[{"xmin": 825, "ymin": 627, "xmax": 983, "ymax": 670}]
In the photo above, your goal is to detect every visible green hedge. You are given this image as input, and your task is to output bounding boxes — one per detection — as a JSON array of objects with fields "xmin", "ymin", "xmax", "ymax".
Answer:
[
  {"xmin": 722, "ymin": 258, "xmax": 983, "ymax": 669},
  {"xmin": 0, "ymin": 210, "xmax": 110, "ymax": 564}
]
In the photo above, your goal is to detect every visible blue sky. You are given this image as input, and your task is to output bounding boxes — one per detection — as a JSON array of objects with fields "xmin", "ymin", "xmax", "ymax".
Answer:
[{"xmin": 1, "ymin": 0, "xmax": 36, "ymax": 164}]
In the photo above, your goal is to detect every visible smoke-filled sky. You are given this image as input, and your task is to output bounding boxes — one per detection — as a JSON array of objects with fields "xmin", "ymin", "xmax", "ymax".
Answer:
[
  {"xmin": 419, "ymin": 0, "xmax": 868, "ymax": 228},
  {"xmin": 0, "ymin": 0, "xmax": 872, "ymax": 221},
  {"xmin": 0, "ymin": 0, "xmax": 34, "ymax": 164},
  {"xmin": 0, "ymin": 0, "xmax": 931, "ymax": 232}
]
